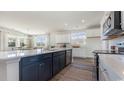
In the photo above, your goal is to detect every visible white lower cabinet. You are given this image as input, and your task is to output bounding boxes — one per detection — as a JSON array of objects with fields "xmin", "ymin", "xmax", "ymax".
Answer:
[
  {"xmin": 99, "ymin": 65, "xmax": 110, "ymax": 81},
  {"xmin": 99, "ymin": 54, "xmax": 122, "ymax": 81}
]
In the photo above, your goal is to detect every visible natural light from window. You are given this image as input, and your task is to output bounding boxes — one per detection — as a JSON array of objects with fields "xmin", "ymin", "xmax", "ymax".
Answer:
[
  {"xmin": 71, "ymin": 32, "xmax": 87, "ymax": 46},
  {"xmin": 71, "ymin": 32, "xmax": 86, "ymax": 40},
  {"xmin": 35, "ymin": 35, "xmax": 48, "ymax": 47}
]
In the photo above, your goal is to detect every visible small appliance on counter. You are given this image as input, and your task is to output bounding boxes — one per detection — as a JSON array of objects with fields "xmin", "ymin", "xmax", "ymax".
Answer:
[{"xmin": 110, "ymin": 45, "xmax": 118, "ymax": 52}]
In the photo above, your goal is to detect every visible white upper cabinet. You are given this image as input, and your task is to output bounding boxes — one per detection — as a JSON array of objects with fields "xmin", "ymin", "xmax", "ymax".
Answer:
[{"xmin": 55, "ymin": 33, "xmax": 71, "ymax": 43}]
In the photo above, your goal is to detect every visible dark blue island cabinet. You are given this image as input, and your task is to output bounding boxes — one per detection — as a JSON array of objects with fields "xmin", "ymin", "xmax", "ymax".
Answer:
[
  {"xmin": 39, "ymin": 53, "xmax": 52, "ymax": 81},
  {"xmin": 19, "ymin": 53, "xmax": 52, "ymax": 81},
  {"xmin": 20, "ymin": 62, "xmax": 39, "ymax": 81},
  {"xmin": 19, "ymin": 49, "xmax": 72, "ymax": 81},
  {"xmin": 53, "ymin": 51, "xmax": 66, "ymax": 75},
  {"xmin": 19, "ymin": 55, "xmax": 41, "ymax": 81}
]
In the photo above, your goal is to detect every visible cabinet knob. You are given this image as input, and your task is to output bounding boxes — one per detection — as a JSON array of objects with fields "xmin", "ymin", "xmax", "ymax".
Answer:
[
  {"xmin": 103, "ymin": 69, "xmax": 107, "ymax": 72},
  {"xmin": 40, "ymin": 63, "xmax": 44, "ymax": 66}
]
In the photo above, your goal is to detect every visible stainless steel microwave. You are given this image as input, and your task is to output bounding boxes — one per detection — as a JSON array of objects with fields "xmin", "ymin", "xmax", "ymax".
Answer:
[{"xmin": 103, "ymin": 11, "xmax": 123, "ymax": 36}]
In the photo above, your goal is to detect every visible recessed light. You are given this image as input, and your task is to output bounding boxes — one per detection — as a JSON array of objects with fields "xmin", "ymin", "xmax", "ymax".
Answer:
[
  {"xmin": 81, "ymin": 19, "xmax": 85, "ymax": 23},
  {"xmin": 64, "ymin": 23, "xmax": 68, "ymax": 26}
]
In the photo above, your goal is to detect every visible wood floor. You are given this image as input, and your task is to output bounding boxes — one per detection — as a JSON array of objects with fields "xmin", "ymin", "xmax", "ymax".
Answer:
[{"xmin": 51, "ymin": 57, "xmax": 97, "ymax": 81}]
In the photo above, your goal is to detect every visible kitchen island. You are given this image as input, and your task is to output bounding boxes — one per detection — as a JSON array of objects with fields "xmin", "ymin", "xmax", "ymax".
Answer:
[
  {"xmin": 0, "ymin": 48, "xmax": 72, "ymax": 81},
  {"xmin": 93, "ymin": 50, "xmax": 124, "ymax": 81}
]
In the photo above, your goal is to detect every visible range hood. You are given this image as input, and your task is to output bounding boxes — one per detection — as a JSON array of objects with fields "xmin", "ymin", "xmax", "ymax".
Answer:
[
  {"xmin": 103, "ymin": 29, "xmax": 124, "ymax": 36},
  {"xmin": 103, "ymin": 11, "xmax": 123, "ymax": 36}
]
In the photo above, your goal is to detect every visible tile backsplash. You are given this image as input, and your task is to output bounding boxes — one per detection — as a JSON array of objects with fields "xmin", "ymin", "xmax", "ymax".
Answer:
[{"xmin": 109, "ymin": 36, "xmax": 124, "ymax": 48}]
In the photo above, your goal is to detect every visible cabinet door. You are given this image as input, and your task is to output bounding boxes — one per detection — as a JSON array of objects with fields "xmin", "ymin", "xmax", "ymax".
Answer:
[
  {"xmin": 39, "ymin": 59, "xmax": 52, "ymax": 81},
  {"xmin": 53, "ymin": 56, "xmax": 60, "ymax": 75},
  {"xmin": 60, "ymin": 54, "xmax": 65, "ymax": 70},
  {"xmin": 20, "ymin": 63, "xmax": 39, "ymax": 81}
]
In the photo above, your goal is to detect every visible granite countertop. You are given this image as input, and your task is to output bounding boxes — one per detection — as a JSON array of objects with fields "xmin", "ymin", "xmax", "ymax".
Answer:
[
  {"xmin": 93, "ymin": 50, "xmax": 124, "ymax": 55},
  {"xmin": 0, "ymin": 48, "xmax": 72, "ymax": 61}
]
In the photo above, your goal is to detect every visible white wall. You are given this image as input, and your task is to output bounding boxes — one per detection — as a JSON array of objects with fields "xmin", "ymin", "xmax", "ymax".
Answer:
[
  {"xmin": 49, "ymin": 32, "xmax": 56, "ymax": 46},
  {"xmin": 85, "ymin": 37, "xmax": 102, "ymax": 57}
]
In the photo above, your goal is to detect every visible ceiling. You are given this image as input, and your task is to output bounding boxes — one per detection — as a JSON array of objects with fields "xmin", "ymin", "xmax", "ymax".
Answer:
[{"xmin": 0, "ymin": 11, "xmax": 104, "ymax": 35}]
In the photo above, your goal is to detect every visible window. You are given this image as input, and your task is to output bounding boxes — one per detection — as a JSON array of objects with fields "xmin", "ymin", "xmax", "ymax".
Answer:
[
  {"xmin": 35, "ymin": 35, "xmax": 48, "ymax": 47},
  {"xmin": 8, "ymin": 38, "xmax": 16, "ymax": 47},
  {"xmin": 71, "ymin": 32, "xmax": 87, "ymax": 46},
  {"xmin": 71, "ymin": 32, "xmax": 86, "ymax": 40}
]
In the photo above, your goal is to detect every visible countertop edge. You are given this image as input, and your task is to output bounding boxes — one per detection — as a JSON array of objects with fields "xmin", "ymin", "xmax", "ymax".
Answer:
[
  {"xmin": 93, "ymin": 50, "xmax": 124, "ymax": 55},
  {"xmin": 0, "ymin": 48, "xmax": 72, "ymax": 61}
]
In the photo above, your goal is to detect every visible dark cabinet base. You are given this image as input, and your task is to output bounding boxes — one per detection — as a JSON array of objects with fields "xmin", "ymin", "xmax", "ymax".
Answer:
[
  {"xmin": 53, "ymin": 51, "xmax": 66, "ymax": 76},
  {"xmin": 19, "ymin": 49, "xmax": 72, "ymax": 81},
  {"xmin": 39, "ymin": 58, "xmax": 52, "ymax": 81},
  {"xmin": 20, "ymin": 62, "xmax": 39, "ymax": 81}
]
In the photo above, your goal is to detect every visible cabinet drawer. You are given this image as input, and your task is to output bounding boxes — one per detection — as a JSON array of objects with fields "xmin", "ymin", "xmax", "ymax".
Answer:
[
  {"xmin": 53, "ymin": 51, "xmax": 65, "ymax": 56},
  {"xmin": 42, "ymin": 53, "xmax": 52, "ymax": 59},
  {"xmin": 20, "ymin": 55, "xmax": 41, "ymax": 66}
]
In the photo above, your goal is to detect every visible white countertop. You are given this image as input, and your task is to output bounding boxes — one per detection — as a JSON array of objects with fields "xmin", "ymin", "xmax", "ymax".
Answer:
[
  {"xmin": 99, "ymin": 54, "xmax": 124, "ymax": 80},
  {"xmin": 0, "ymin": 48, "xmax": 72, "ymax": 61}
]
